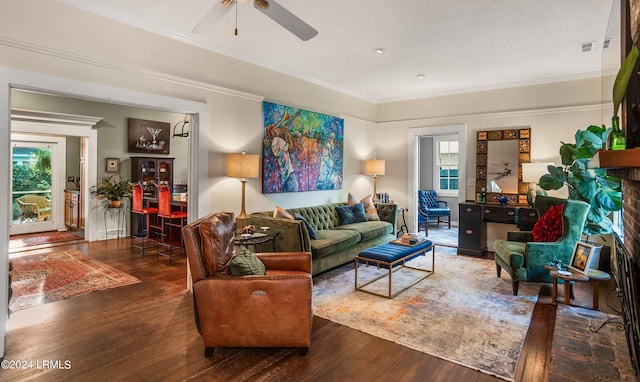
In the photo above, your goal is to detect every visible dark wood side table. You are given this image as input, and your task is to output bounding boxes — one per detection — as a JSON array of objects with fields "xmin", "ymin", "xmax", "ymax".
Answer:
[
  {"xmin": 550, "ymin": 268, "xmax": 611, "ymax": 310},
  {"xmin": 550, "ymin": 269, "xmax": 588, "ymax": 306}
]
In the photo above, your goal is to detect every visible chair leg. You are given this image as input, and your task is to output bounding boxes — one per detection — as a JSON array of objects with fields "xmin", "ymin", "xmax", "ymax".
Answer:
[
  {"xmin": 512, "ymin": 281, "xmax": 519, "ymax": 296},
  {"xmin": 447, "ymin": 216, "xmax": 451, "ymax": 229},
  {"xmin": 496, "ymin": 264, "xmax": 502, "ymax": 278}
]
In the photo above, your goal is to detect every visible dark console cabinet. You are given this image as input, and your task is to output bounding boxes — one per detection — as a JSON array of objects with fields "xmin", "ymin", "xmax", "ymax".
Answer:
[{"xmin": 458, "ymin": 202, "xmax": 538, "ymax": 256}]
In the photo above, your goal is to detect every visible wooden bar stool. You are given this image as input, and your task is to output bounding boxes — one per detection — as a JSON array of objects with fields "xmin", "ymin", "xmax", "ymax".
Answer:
[
  {"xmin": 130, "ymin": 183, "xmax": 158, "ymax": 256},
  {"xmin": 156, "ymin": 185, "xmax": 187, "ymax": 263}
]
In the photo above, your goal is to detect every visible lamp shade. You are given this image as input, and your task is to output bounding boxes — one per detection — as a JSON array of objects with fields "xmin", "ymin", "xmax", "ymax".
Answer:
[
  {"xmin": 227, "ymin": 152, "xmax": 259, "ymax": 179},
  {"xmin": 521, "ymin": 162, "xmax": 553, "ymax": 183},
  {"xmin": 365, "ymin": 159, "xmax": 386, "ymax": 176}
]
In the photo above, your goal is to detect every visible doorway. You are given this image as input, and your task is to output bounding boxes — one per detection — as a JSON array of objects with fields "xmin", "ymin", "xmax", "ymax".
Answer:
[{"xmin": 10, "ymin": 135, "xmax": 64, "ymax": 235}]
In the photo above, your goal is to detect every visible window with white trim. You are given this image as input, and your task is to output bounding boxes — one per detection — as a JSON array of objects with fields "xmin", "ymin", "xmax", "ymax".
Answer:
[{"xmin": 435, "ymin": 137, "xmax": 459, "ymax": 196}]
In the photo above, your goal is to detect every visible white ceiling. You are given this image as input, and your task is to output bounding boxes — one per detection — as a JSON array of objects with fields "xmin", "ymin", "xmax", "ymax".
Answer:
[{"xmin": 55, "ymin": 0, "xmax": 618, "ymax": 103}]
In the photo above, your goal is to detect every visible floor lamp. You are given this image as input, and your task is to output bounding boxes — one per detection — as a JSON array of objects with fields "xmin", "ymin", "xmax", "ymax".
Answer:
[
  {"xmin": 365, "ymin": 159, "xmax": 385, "ymax": 201},
  {"xmin": 227, "ymin": 152, "xmax": 259, "ymax": 228},
  {"xmin": 521, "ymin": 162, "xmax": 553, "ymax": 207}
]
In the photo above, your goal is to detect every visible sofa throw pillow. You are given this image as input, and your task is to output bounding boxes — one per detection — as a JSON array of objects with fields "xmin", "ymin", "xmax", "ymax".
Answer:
[
  {"xmin": 273, "ymin": 205, "xmax": 294, "ymax": 220},
  {"xmin": 532, "ymin": 204, "xmax": 564, "ymax": 242},
  {"xmin": 336, "ymin": 203, "xmax": 368, "ymax": 226},
  {"xmin": 360, "ymin": 194, "xmax": 380, "ymax": 221},
  {"xmin": 229, "ymin": 246, "xmax": 266, "ymax": 276},
  {"xmin": 294, "ymin": 213, "xmax": 318, "ymax": 240},
  {"xmin": 347, "ymin": 193, "xmax": 359, "ymax": 205}
]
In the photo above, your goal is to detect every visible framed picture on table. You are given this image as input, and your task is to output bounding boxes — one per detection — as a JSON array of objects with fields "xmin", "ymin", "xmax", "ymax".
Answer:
[{"xmin": 568, "ymin": 241, "xmax": 596, "ymax": 275}]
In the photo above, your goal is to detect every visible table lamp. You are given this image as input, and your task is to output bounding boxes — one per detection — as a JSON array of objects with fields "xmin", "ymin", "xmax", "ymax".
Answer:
[
  {"xmin": 227, "ymin": 151, "xmax": 259, "ymax": 227},
  {"xmin": 522, "ymin": 162, "xmax": 553, "ymax": 207},
  {"xmin": 365, "ymin": 159, "xmax": 385, "ymax": 201}
]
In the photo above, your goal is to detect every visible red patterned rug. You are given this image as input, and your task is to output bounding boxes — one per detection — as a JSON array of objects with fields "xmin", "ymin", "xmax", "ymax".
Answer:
[
  {"xmin": 9, "ymin": 250, "xmax": 140, "ymax": 312},
  {"xmin": 9, "ymin": 231, "xmax": 84, "ymax": 249}
]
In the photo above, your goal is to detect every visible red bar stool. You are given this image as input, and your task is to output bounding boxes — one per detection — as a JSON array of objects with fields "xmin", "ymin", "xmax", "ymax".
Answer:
[
  {"xmin": 130, "ymin": 183, "xmax": 158, "ymax": 256},
  {"xmin": 156, "ymin": 184, "xmax": 187, "ymax": 263}
]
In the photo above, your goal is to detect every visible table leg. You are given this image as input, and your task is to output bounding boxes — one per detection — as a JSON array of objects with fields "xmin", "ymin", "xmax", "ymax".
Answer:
[
  {"xmin": 592, "ymin": 280, "xmax": 599, "ymax": 310},
  {"xmin": 563, "ymin": 281, "xmax": 571, "ymax": 305},
  {"xmin": 552, "ymin": 277, "xmax": 558, "ymax": 305}
]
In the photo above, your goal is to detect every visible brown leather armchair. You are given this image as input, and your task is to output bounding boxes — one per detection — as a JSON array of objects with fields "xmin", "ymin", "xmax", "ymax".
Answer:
[{"xmin": 182, "ymin": 211, "xmax": 312, "ymax": 357}]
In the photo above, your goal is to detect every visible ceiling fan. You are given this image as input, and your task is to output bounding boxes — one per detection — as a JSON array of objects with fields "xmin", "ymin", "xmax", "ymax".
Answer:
[
  {"xmin": 492, "ymin": 162, "xmax": 513, "ymax": 180},
  {"xmin": 192, "ymin": 0, "xmax": 318, "ymax": 41}
]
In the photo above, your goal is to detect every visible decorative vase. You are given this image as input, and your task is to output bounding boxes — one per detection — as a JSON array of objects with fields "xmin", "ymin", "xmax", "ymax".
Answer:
[
  {"xmin": 609, "ymin": 116, "xmax": 626, "ymax": 150},
  {"xmin": 496, "ymin": 196, "xmax": 509, "ymax": 206},
  {"xmin": 109, "ymin": 200, "xmax": 121, "ymax": 208}
]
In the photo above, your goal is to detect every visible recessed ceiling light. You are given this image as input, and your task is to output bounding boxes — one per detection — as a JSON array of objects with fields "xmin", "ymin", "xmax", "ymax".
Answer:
[
  {"xmin": 375, "ymin": 48, "xmax": 385, "ymax": 54},
  {"xmin": 417, "ymin": 74, "xmax": 426, "ymax": 79}
]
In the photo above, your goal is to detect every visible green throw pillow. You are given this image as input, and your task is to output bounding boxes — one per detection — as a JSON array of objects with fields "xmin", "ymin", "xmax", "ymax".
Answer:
[{"xmin": 229, "ymin": 247, "xmax": 266, "ymax": 276}]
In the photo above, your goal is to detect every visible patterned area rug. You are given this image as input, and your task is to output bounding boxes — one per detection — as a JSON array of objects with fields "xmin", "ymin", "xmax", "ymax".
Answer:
[
  {"xmin": 9, "ymin": 230, "xmax": 84, "ymax": 249},
  {"xmin": 9, "ymin": 249, "xmax": 140, "ymax": 312},
  {"xmin": 313, "ymin": 252, "xmax": 540, "ymax": 381}
]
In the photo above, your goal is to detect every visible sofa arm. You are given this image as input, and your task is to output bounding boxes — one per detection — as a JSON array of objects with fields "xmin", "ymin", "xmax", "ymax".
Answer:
[
  {"xmin": 257, "ymin": 252, "xmax": 312, "ymax": 273},
  {"xmin": 375, "ymin": 203, "xmax": 398, "ymax": 232},
  {"xmin": 249, "ymin": 214, "xmax": 309, "ymax": 252}
]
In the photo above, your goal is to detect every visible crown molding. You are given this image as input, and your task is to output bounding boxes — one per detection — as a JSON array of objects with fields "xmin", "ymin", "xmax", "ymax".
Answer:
[{"xmin": 0, "ymin": 35, "xmax": 264, "ymax": 102}]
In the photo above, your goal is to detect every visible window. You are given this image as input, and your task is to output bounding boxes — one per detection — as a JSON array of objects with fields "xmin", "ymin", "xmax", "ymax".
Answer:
[{"xmin": 436, "ymin": 137, "xmax": 459, "ymax": 195}]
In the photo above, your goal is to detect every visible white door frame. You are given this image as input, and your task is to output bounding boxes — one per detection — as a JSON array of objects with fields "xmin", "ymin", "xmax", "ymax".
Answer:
[
  {"xmin": 10, "ymin": 134, "xmax": 65, "ymax": 234},
  {"xmin": 407, "ymin": 124, "xmax": 467, "ymax": 233}
]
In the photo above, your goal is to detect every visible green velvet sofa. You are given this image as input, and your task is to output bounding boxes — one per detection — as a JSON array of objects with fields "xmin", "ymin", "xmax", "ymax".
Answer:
[{"xmin": 250, "ymin": 203, "xmax": 397, "ymax": 275}]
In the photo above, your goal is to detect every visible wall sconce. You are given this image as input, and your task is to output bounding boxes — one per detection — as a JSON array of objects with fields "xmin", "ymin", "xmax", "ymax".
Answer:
[
  {"xmin": 227, "ymin": 151, "xmax": 260, "ymax": 226},
  {"xmin": 365, "ymin": 159, "xmax": 385, "ymax": 200},
  {"xmin": 522, "ymin": 162, "xmax": 553, "ymax": 207},
  {"xmin": 172, "ymin": 115, "xmax": 190, "ymax": 138}
]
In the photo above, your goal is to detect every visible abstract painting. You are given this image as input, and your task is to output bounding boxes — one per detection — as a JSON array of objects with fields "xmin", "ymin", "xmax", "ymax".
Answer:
[{"xmin": 262, "ymin": 101, "xmax": 344, "ymax": 193}]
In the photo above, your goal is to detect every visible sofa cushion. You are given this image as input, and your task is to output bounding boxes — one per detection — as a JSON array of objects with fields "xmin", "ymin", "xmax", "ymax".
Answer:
[
  {"xmin": 336, "ymin": 203, "xmax": 367, "ymax": 225},
  {"xmin": 294, "ymin": 213, "xmax": 318, "ymax": 240},
  {"xmin": 335, "ymin": 220, "xmax": 392, "ymax": 242},
  {"xmin": 273, "ymin": 205, "xmax": 294, "ymax": 220},
  {"xmin": 310, "ymin": 229, "xmax": 361, "ymax": 258},
  {"xmin": 348, "ymin": 193, "xmax": 380, "ymax": 221},
  {"xmin": 229, "ymin": 246, "xmax": 266, "ymax": 276},
  {"xmin": 532, "ymin": 204, "xmax": 564, "ymax": 242}
]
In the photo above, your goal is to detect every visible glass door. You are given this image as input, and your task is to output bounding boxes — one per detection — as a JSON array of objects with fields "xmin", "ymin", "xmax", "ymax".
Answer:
[{"xmin": 10, "ymin": 141, "xmax": 57, "ymax": 235}]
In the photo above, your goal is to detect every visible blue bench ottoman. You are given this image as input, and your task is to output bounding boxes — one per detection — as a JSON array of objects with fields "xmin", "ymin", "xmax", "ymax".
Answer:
[{"xmin": 355, "ymin": 240, "xmax": 434, "ymax": 298}]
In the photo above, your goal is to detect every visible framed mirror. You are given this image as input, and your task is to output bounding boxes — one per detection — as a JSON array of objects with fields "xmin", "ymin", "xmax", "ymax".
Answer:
[{"xmin": 476, "ymin": 128, "xmax": 530, "ymax": 205}]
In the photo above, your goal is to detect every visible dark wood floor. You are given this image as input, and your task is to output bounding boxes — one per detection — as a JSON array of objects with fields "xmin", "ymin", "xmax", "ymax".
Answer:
[{"xmin": 2, "ymin": 238, "xmax": 618, "ymax": 382}]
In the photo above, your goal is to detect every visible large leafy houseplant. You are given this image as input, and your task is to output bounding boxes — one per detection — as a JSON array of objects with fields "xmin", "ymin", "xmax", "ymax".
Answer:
[{"xmin": 539, "ymin": 125, "xmax": 622, "ymax": 236}]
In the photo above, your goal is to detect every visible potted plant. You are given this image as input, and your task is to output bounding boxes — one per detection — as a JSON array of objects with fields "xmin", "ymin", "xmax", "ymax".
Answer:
[
  {"xmin": 91, "ymin": 175, "xmax": 132, "ymax": 207},
  {"xmin": 539, "ymin": 125, "xmax": 622, "ymax": 237}
]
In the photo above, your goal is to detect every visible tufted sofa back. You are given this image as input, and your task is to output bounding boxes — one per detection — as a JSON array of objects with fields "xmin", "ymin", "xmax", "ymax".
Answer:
[{"xmin": 289, "ymin": 204, "xmax": 339, "ymax": 230}]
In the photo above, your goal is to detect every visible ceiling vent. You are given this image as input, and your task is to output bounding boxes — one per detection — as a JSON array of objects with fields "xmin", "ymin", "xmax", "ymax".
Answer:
[
  {"xmin": 580, "ymin": 41, "xmax": 594, "ymax": 53},
  {"xmin": 603, "ymin": 38, "xmax": 612, "ymax": 49}
]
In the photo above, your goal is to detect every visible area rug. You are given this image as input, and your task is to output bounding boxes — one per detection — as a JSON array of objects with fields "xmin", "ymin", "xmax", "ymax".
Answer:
[
  {"xmin": 549, "ymin": 305, "xmax": 637, "ymax": 382},
  {"xmin": 9, "ymin": 249, "xmax": 140, "ymax": 312},
  {"xmin": 313, "ymin": 252, "xmax": 541, "ymax": 381},
  {"xmin": 9, "ymin": 230, "xmax": 84, "ymax": 249}
]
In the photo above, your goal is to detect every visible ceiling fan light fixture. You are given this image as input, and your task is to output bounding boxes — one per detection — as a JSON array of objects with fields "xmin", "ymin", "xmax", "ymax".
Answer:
[
  {"xmin": 221, "ymin": 0, "xmax": 234, "ymax": 6},
  {"xmin": 255, "ymin": 0, "xmax": 268, "ymax": 9}
]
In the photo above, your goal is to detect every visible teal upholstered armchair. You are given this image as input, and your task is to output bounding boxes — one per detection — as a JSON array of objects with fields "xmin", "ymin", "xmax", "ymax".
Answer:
[{"xmin": 493, "ymin": 196, "xmax": 590, "ymax": 295}]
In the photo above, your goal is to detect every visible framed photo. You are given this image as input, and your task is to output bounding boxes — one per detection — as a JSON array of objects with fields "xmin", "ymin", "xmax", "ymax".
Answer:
[
  {"xmin": 105, "ymin": 158, "xmax": 120, "ymax": 173},
  {"xmin": 568, "ymin": 241, "xmax": 596, "ymax": 275}
]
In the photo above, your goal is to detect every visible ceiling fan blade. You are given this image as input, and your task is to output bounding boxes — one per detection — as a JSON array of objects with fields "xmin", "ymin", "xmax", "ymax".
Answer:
[
  {"xmin": 192, "ymin": 1, "xmax": 234, "ymax": 34},
  {"xmin": 254, "ymin": 0, "xmax": 318, "ymax": 41},
  {"xmin": 494, "ymin": 174, "xmax": 505, "ymax": 180}
]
